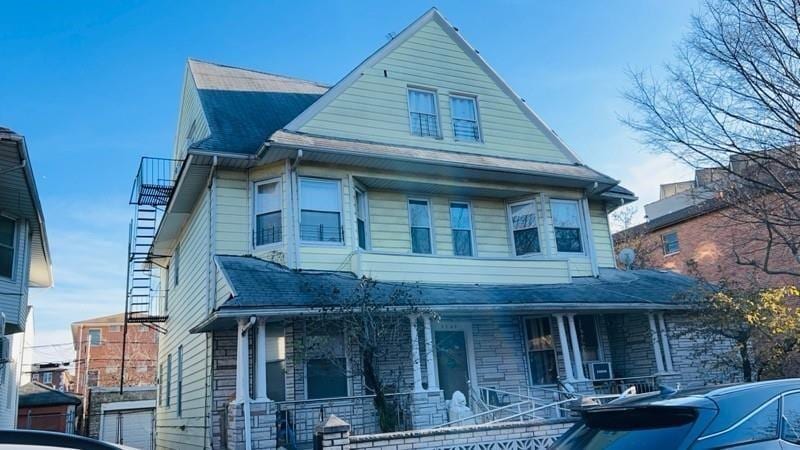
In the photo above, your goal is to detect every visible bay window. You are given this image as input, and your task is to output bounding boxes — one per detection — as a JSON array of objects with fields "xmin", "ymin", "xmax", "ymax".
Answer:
[
  {"xmin": 450, "ymin": 202, "xmax": 474, "ymax": 256},
  {"xmin": 450, "ymin": 95, "xmax": 480, "ymax": 141},
  {"xmin": 408, "ymin": 89, "xmax": 440, "ymax": 138},
  {"xmin": 0, "ymin": 216, "xmax": 15, "ymax": 279},
  {"xmin": 254, "ymin": 180, "xmax": 282, "ymax": 246},
  {"xmin": 408, "ymin": 199, "xmax": 433, "ymax": 254},
  {"xmin": 551, "ymin": 200, "xmax": 584, "ymax": 253},
  {"xmin": 509, "ymin": 200, "xmax": 540, "ymax": 255},
  {"xmin": 299, "ymin": 178, "xmax": 342, "ymax": 243}
]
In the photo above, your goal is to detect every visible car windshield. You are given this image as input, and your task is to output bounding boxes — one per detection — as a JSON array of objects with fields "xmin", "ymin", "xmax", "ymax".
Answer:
[{"xmin": 551, "ymin": 406, "xmax": 698, "ymax": 450}]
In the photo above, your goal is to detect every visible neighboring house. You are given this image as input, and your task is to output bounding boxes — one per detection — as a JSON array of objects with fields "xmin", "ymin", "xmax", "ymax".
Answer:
[
  {"xmin": 614, "ymin": 166, "xmax": 799, "ymax": 286},
  {"xmin": 29, "ymin": 361, "xmax": 73, "ymax": 392},
  {"xmin": 127, "ymin": 9, "xmax": 731, "ymax": 449},
  {"xmin": 17, "ymin": 381, "xmax": 80, "ymax": 434},
  {"xmin": 0, "ymin": 128, "xmax": 52, "ymax": 429},
  {"xmin": 70, "ymin": 313, "xmax": 158, "ymax": 436}
]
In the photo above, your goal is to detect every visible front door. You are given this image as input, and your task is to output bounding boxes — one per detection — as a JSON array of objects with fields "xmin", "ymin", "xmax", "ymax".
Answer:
[{"xmin": 435, "ymin": 330, "xmax": 471, "ymax": 403}]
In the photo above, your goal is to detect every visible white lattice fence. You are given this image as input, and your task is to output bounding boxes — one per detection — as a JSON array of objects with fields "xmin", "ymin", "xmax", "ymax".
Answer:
[{"xmin": 432, "ymin": 436, "xmax": 557, "ymax": 450}]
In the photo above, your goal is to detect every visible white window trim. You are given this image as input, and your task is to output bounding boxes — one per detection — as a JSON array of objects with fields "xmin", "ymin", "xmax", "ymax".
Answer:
[
  {"xmin": 661, "ymin": 231, "xmax": 680, "ymax": 256},
  {"xmin": 252, "ymin": 177, "xmax": 283, "ymax": 250},
  {"xmin": 431, "ymin": 321, "xmax": 479, "ymax": 393},
  {"xmin": 0, "ymin": 215, "xmax": 17, "ymax": 281},
  {"xmin": 42, "ymin": 372, "xmax": 52, "ymax": 384},
  {"xmin": 303, "ymin": 329, "xmax": 351, "ymax": 400},
  {"xmin": 449, "ymin": 94, "xmax": 482, "ymax": 143},
  {"xmin": 298, "ymin": 176, "xmax": 345, "ymax": 246},
  {"xmin": 166, "ymin": 353, "xmax": 172, "ymax": 407},
  {"xmin": 507, "ymin": 199, "xmax": 543, "ymax": 257},
  {"xmin": 88, "ymin": 328, "xmax": 102, "ymax": 347},
  {"xmin": 172, "ymin": 244, "xmax": 180, "ymax": 287},
  {"xmin": 449, "ymin": 201, "xmax": 477, "ymax": 257},
  {"xmin": 550, "ymin": 199, "xmax": 589, "ymax": 256},
  {"xmin": 407, "ymin": 87, "xmax": 442, "ymax": 139},
  {"xmin": 523, "ymin": 316, "xmax": 560, "ymax": 386},
  {"xmin": 354, "ymin": 186, "xmax": 371, "ymax": 251},
  {"xmin": 177, "ymin": 345, "xmax": 183, "ymax": 417},
  {"xmin": 407, "ymin": 197, "xmax": 435, "ymax": 255}
]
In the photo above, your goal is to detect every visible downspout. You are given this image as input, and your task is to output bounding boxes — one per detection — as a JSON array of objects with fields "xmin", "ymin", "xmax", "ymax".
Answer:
[
  {"xmin": 241, "ymin": 316, "xmax": 256, "ymax": 450},
  {"xmin": 204, "ymin": 155, "xmax": 218, "ymax": 449},
  {"xmin": 582, "ymin": 186, "xmax": 600, "ymax": 277},
  {"xmin": 289, "ymin": 150, "xmax": 304, "ymax": 269}
]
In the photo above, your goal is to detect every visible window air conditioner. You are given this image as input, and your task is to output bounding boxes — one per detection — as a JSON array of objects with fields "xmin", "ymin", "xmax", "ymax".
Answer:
[{"xmin": 587, "ymin": 361, "xmax": 613, "ymax": 380}]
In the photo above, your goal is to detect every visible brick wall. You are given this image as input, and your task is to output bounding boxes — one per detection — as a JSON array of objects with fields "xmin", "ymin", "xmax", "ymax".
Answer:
[{"xmin": 85, "ymin": 386, "xmax": 156, "ymax": 439}]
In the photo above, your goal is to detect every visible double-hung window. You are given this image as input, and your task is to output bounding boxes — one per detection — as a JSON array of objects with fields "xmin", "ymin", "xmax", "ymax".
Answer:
[
  {"xmin": 42, "ymin": 372, "xmax": 52, "ymax": 384},
  {"xmin": 266, "ymin": 323, "xmax": 286, "ymax": 401},
  {"xmin": 0, "ymin": 217, "xmax": 15, "ymax": 279},
  {"xmin": 355, "ymin": 188, "xmax": 369, "ymax": 250},
  {"xmin": 306, "ymin": 330, "xmax": 347, "ymax": 399},
  {"xmin": 509, "ymin": 200, "xmax": 540, "ymax": 255},
  {"xmin": 254, "ymin": 180, "xmax": 282, "ymax": 246},
  {"xmin": 176, "ymin": 345, "xmax": 183, "ymax": 417},
  {"xmin": 172, "ymin": 244, "xmax": 180, "ymax": 286},
  {"xmin": 299, "ymin": 178, "xmax": 342, "ymax": 243},
  {"xmin": 662, "ymin": 231, "xmax": 679, "ymax": 255},
  {"xmin": 408, "ymin": 199, "xmax": 433, "ymax": 254},
  {"xmin": 88, "ymin": 329, "xmax": 101, "ymax": 347},
  {"xmin": 166, "ymin": 354, "xmax": 172, "ymax": 407},
  {"xmin": 450, "ymin": 202, "xmax": 474, "ymax": 256},
  {"xmin": 551, "ymin": 200, "xmax": 584, "ymax": 253},
  {"xmin": 158, "ymin": 363, "xmax": 164, "ymax": 406},
  {"xmin": 525, "ymin": 318, "xmax": 558, "ymax": 385},
  {"xmin": 408, "ymin": 89, "xmax": 440, "ymax": 138},
  {"xmin": 450, "ymin": 96, "xmax": 480, "ymax": 141}
]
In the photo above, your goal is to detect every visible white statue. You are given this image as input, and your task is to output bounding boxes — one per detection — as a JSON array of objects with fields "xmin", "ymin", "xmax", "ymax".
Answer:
[{"xmin": 447, "ymin": 390, "xmax": 475, "ymax": 425}]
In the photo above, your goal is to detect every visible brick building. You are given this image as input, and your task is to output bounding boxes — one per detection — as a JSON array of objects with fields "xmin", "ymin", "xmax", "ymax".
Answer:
[
  {"xmin": 17, "ymin": 381, "xmax": 81, "ymax": 434},
  {"xmin": 30, "ymin": 362, "xmax": 73, "ymax": 392},
  {"xmin": 614, "ymin": 168, "xmax": 799, "ymax": 286},
  {"xmin": 70, "ymin": 313, "xmax": 158, "ymax": 436}
]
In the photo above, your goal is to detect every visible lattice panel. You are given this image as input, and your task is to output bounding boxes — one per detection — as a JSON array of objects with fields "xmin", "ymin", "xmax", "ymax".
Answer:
[{"xmin": 434, "ymin": 436, "xmax": 558, "ymax": 450}]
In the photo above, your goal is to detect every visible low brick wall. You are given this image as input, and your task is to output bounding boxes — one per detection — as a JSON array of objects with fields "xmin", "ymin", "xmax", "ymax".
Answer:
[{"xmin": 324, "ymin": 416, "xmax": 577, "ymax": 450}]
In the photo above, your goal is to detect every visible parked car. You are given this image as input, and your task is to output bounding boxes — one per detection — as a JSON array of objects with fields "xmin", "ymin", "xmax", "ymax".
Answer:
[
  {"xmin": 0, "ymin": 429, "xmax": 133, "ymax": 449},
  {"xmin": 551, "ymin": 379, "xmax": 800, "ymax": 449}
]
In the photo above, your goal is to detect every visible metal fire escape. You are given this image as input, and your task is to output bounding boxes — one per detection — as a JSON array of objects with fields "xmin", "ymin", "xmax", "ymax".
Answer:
[{"xmin": 120, "ymin": 157, "xmax": 182, "ymax": 392}]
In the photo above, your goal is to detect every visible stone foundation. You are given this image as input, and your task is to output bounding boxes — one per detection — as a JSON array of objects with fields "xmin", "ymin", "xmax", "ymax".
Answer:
[
  {"xmin": 409, "ymin": 390, "xmax": 447, "ymax": 429},
  {"xmin": 226, "ymin": 400, "xmax": 277, "ymax": 450}
]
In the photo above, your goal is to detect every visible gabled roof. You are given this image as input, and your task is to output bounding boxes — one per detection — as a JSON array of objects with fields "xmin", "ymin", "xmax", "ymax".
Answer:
[
  {"xmin": 192, "ymin": 255, "xmax": 697, "ymax": 332},
  {"xmin": 18, "ymin": 382, "xmax": 81, "ymax": 407},
  {"xmin": 283, "ymin": 8, "xmax": 583, "ymax": 165},
  {"xmin": 187, "ymin": 59, "xmax": 328, "ymax": 154},
  {"xmin": 70, "ymin": 312, "xmax": 124, "ymax": 348}
]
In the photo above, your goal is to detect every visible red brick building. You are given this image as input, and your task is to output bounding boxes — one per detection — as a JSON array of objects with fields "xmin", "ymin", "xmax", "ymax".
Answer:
[
  {"xmin": 17, "ymin": 382, "xmax": 81, "ymax": 434},
  {"xmin": 30, "ymin": 362, "xmax": 73, "ymax": 392},
  {"xmin": 614, "ymin": 171, "xmax": 799, "ymax": 287},
  {"xmin": 70, "ymin": 313, "xmax": 158, "ymax": 435}
]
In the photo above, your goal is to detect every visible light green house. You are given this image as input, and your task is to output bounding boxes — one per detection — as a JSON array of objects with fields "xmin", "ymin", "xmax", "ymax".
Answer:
[{"xmin": 125, "ymin": 9, "xmax": 731, "ymax": 450}]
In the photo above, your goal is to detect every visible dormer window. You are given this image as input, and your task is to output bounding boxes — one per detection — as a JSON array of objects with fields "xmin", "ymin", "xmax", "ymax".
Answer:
[
  {"xmin": 450, "ymin": 95, "xmax": 480, "ymax": 141},
  {"xmin": 408, "ymin": 89, "xmax": 440, "ymax": 138}
]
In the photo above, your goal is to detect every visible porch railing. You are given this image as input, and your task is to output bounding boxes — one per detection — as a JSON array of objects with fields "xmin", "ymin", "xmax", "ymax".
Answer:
[
  {"xmin": 275, "ymin": 392, "xmax": 411, "ymax": 446},
  {"xmin": 590, "ymin": 375, "xmax": 660, "ymax": 397}
]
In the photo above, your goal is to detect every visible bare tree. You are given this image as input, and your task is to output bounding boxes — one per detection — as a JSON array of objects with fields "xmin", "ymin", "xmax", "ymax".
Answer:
[
  {"xmin": 297, "ymin": 277, "xmax": 431, "ymax": 433},
  {"xmin": 624, "ymin": 0, "xmax": 800, "ymax": 277}
]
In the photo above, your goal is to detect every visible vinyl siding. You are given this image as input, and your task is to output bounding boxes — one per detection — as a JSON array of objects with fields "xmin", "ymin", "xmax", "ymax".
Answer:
[
  {"xmin": 299, "ymin": 20, "xmax": 573, "ymax": 164},
  {"xmin": 172, "ymin": 70, "xmax": 210, "ymax": 162},
  {"xmin": 156, "ymin": 189, "xmax": 211, "ymax": 450},
  {"xmin": 589, "ymin": 201, "xmax": 616, "ymax": 268},
  {"xmin": 0, "ymin": 218, "xmax": 29, "ymax": 330}
]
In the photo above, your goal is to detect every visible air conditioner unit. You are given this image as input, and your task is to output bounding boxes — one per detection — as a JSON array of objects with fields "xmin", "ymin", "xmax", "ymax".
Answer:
[
  {"xmin": 0, "ymin": 336, "xmax": 11, "ymax": 364},
  {"xmin": 587, "ymin": 361, "xmax": 613, "ymax": 380}
]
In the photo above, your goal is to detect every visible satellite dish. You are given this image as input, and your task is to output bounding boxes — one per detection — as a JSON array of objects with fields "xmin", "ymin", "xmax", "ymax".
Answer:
[{"xmin": 618, "ymin": 248, "xmax": 636, "ymax": 270}]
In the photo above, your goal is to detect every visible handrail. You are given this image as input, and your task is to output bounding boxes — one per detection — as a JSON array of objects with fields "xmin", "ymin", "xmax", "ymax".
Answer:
[{"xmin": 433, "ymin": 398, "xmax": 536, "ymax": 429}]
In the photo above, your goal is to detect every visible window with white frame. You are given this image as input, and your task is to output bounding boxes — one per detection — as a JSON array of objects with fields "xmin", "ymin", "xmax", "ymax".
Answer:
[
  {"xmin": 166, "ymin": 353, "xmax": 172, "ymax": 407},
  {"xmin": 172, "ymin": 244, "xmax": 180, "ymax": 286},
  {"xmin": 299, "ymin": 178, "xmax": 343, "ymax": 243},
  {"xmin": 408, "ymin": 199, "xmax": 433, "ymax": 254},
  {"xmin": 42, "ymin": 372, "xmax": 52, "ymax": 384},
  {"xmin": 0, "ymin": 216, "xmax": 15, "ymax": 279},
  {"xmin": 266, "ymin": 323, "xmax": 286, "ymax": 401},
  {"xmin": 355, "ymin": 188, "xmax": 369, "ymax": 250},
  {"xmin": 450, "ymin": 202, "xmax": 474, "ymax": 256},
  {"xmin": 177, "ymin": 345, "xmax": 183, "ymax": 417},
  {"xmin": 509, "ymin": 200, "xmax": 540, "ymax": 255},
  {"xmin": 305, "ymin": 329, "xmax": 347, "ymax": 399},
  {"xmin": 450, "ymin": 96, "xmax": 480, "ymax": 141},
  {"xmin": 158, "ymin": 363, "xmax": 164, "ymax": 406},
  {"xmin": 662, "ymin": 231, "xmax": 680, "ymax": 255},
  {"xmin": 408, "ymin": 89, "xmax": 440, "ymax": 138},
  {"xmin": 551, "ymin": 200, "xmax": 584, "ymax": 253},
  {"xmin": 254, "ymin": 180, "xmax": 282, "ymax": 246},
  {"xmin": 88, "ymin": 329, "xmax": 101, "ymax": 346},
  {"xmin": 524, "ymin": 318, "xmax": 558, "ymax": 385}
]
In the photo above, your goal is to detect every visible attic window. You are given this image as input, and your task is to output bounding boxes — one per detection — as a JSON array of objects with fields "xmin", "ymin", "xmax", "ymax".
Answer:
[
  {"xmin": 450, "ymin": 95, "xmax": 480, "ymax": 142},
  {"xmin": 408, "ymin": 89, "xmax": 440, "ymax": 138}
]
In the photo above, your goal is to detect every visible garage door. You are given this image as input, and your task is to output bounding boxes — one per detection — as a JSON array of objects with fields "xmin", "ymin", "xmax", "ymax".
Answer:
[{"xmin": 100, "ymin": 408, "xmax": 154, "ymax": 450}]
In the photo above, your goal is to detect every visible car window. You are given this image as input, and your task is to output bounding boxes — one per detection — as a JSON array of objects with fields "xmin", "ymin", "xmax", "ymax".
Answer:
[
  {"xmin": 783, "ymin": 393, "xmax": 800, "ymax": 444},
  {"xmin": 698, "ymin": 398, "xmax": 779, "ymax": 448}
]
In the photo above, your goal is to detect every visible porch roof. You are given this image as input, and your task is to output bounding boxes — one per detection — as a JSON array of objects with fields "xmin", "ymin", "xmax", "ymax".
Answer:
[{"xmin": 191, "ymin": 255, "xmax": 698, "ymax": 332}]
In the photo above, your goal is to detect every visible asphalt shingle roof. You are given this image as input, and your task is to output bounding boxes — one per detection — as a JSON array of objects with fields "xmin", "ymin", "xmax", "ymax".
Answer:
[
  {"xmin": 18, "ymin": 382, "xmax": 81, "ymax": 407},
  {"xmin": 214, "ymin": 255, "xmax": 697, "ymax": 311}
]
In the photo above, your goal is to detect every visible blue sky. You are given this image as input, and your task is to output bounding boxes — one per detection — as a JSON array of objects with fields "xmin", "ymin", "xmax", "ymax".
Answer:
[{"xmin": 0, "ymin": 1, "xmax": 698, "ymax": 361}]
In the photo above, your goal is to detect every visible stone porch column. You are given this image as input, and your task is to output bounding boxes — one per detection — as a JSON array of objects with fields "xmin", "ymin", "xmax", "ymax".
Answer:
[
  {"xmin": 409, "ymin": 315, "xmax": 424, "ymax": 392},
  {"xmin": 254, "ymin": 320, "xmax": 269, "ymax": 401},
  {"xmin": 647, "ymin": 312, "xmax": 666, "ymax": 374},
  {"xmin": 657, "ymin": 312, "xmax": 674, "ymax": 372},
  {"xmin": 423, "ymin": 315, "xmax": 438, "ymax": 391},
  {"xmin": 554, "ymin": 314, "xmax": 575, "ymax": 382},
  {"xmin": 235, "ymin": 319, "xmax": 251, "ymax": 403},
  {"xmin": 566, "ymin": 314, "xmax": 587, "ymax": 381}
]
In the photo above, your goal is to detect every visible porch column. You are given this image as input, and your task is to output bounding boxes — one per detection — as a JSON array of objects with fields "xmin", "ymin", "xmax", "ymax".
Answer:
[
  {"xmin": 235, "ymin": 319, "xmax": 251, "ymax": 402},
  {"xmin": 554, "ymin": 314, "xmax": 575, "ymax": 382},
  {"xmin": 423, "ymin": 315, "xmax": 438, "ymax": 391},
  {"xmin": 254, "ymin": 320, "xmax": 268, "ymax": 401},
  {"xmin": 566, "ymin": 314, "xmax": 587, "ymax": 380},
  {"xmin": 657, "ymin": 312, "xmax": 674, "ymax": 372},
  {"xmin": 409, "ymin": 315, "xmax": 424, "ymax": 392},
  {"xmin": 647, "ymin": 312, "xmax": 666, "ymax": 374}
]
